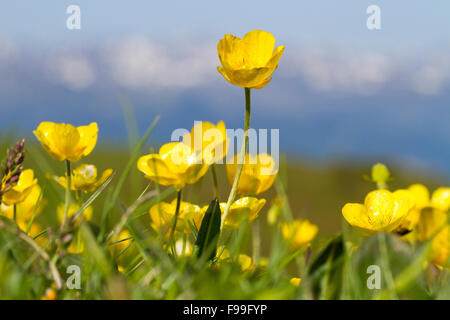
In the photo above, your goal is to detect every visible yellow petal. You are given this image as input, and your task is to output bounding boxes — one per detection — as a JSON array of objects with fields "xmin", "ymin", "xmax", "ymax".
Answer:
[
  {"xmin": 238, "ymin": 254, "xmax": 253, "ymax": 271},
  {"xmin": 184, "ymin": 121, "xmax": 228, "ymax": 164},
  {"xmin": 228, "ymin": 67, "xmax": 271, "ymax": 88},
  {"xmin": 280, "ymin": 219, "xmax": 318, "ymax": 250},
  {"xmin": 95, "ymin": 168, "xmax": 114, "ymax": 187},
  {"xmin": 217, "ymin": 34, "xmax": 244, "ymax": 70},
  {"xmin": 34, "ymin": 122, "xmax": 79, "ymax": 161},
  {"xmin": 429, "ymin": 226, "xmax": 449, "ymax": 269},
  {"xmin": 241, "ymin": 30, "xmax": 276, "ymax": 68},
  {"xmin": 431, "ymin": 187, "xmax": 450, "ymax": 212},
  {"xmin": 267, "ymin": 46, "xmax": 286, "ymax": 69},
  {"xmin": 2, "ymin": 169, "xmax": 37, "ymax": 205},
  {"xmin": 408, "ymin": 184, "xmax": 430, "ymax": 209},
  {"xmin": 224, "ymin": 197, "xmax": 266, "ymax": 228},
  {"xmin": 77, "ymin": 122, "xmax": 98, "ymax": 158},
  {"xmin": 149, "ymin": 201, "xmax": 174, "ymax": 234},
  {"xmin": 342, "ymin": 203, "xmax": 374, "ymax": 230},
  {"xmin": 52, "ymin": 123, "xmax": 82, "ymax": 161},
  {"xmin": 227, "ymin": 153, "xmax": 278, "ymax": 195},
  {"xmin": 415, "ymin": 208, "xmax": 448, "ymax": 242},
  {"xmin": 137, "ymin": 154, "xmax": 179, "ymax": 186}
]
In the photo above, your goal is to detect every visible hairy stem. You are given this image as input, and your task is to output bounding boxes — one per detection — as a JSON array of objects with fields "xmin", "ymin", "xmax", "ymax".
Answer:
[{"xmin": 220, "ymin": 87, "xmax": 251, "ymax": 231}]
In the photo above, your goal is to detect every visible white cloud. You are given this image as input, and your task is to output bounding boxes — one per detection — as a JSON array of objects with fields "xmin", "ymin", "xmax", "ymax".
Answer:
[
  {"xmin": 46, "ymin": 56, "xmax": 95, "ymax": 91},
  {"xmin": 288, "ymin": 49, "xmax": 392, "ymax": 94},
  {"xmin": 410, "ymin": 56, "xmax": 450, "ymax": 95},
  {"xmin": 105, "ymin": 36, "xmax": 217, "ymax": 90},
  {"xmin": 0, "ymin": 34, "xmax": 19, "ymax": 65}
]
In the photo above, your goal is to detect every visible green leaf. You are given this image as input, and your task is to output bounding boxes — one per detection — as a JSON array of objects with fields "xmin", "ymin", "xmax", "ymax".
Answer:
[
  {"xmin": 307, "ymin": 234, "xmax": 344, "ymax": 299},
  {"xmin": 194, "ymin": 198, "xmax": 221, "ymax": 261}
]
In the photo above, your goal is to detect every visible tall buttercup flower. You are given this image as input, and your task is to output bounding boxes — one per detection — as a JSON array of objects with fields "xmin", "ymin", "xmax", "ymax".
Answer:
[
  {"xmin": 34, "ymin": 122, "xmax": 98, "ymax": 162},
  {"xmin": 342, "ymin": 189, "xmax": 415, "ymax": 234},
  {"xmin": 138, "ymin": 142, "xmax": 209, "ymax": 191},
  {"xmin": 47, "ymin": 164, "xmax": 113, "ymax": 193},
  {"xmin": 226, "ymin": 153, "xmax": 278, "ymax": 196},
  {"xmin": 217, "ymin": 30, "xmax": 285, "ymax": 89},
  {"xmin": 149, "ymin": 199, "xmax": 204, "ymax": 237}
]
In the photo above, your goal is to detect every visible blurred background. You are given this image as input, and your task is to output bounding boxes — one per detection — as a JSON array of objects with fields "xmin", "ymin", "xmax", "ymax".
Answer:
[{"xmin": 1, "ymin": 0, "xmax": 450, "ymax": 235}]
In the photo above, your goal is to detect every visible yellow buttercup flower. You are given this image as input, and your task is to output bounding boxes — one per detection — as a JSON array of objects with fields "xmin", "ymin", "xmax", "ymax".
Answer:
[
  {"xmin": 217, "ymin": 30, "xmax": 285, "ymax": 89},
  {"xmin": 1, "ymin": 169, "xmax": 38, "ymax": 206},
  {"xmin": 138, "ymin": 142, "xmax": 209, "ymax": 191},
  {"xmin": 408, "ymin": 184, "xmax": 430, "ymax": 209},
  {"xmin": 399, "ymin": 184, "xmax": 449, "ymax": 240},
  {"xmin": 279, "ymin": 219, "xmax": 318, "ymax": 250},
  {"xmin": 429, "ymin": 225, "xmax": 449, "ymax": 269},
  {"xmin": 431, "ymin": 187, "xmax": 450, "ymax": 212},
  {"xmin": 182, "ymin": 121, "xmax": 229, "ymax": 165},
  {"xmin": 149, "ymin": 199, "xmax": 204, "ymax": 236},
  {"xmin": 290, "ymin": 277, "xmax": 302, "ymax": 287},
  {"xmin": 215, "ymin": 247, "xmax": 254, "ymax": 271},
  {"xmin": 238, "ymin": 254, "xmax": 254, "ymax": 271},
  {"xmin": 1, "ymin": 184, "xmax": 45, "ymax": 221},
  {"xmin": 34, "ymin": 122, "xmax": 98, "ymax": 162},
  {"xmin": 226, "ymin": 153, "xmax": 278, "ymax": 196},
  {"xmin": 57, "ymin": 203, "xmax": 93, "ymax": 226},
  {"xmin": 47, "ymin": 164, "xmax": 113, "ymax": 193},
  {"xmin": 342, "ymin": 189, "xmax": 415, "ymax": 234},
  {"xmin": 213, "ymin": 196, "xmax": 266, "ymax": 228}
]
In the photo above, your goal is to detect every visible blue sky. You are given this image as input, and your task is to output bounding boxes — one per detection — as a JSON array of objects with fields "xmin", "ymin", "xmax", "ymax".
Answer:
[
  {"xmin": 1, "ymin": 1, "xmax": 450, "ymax": 178},
  {"xmin": 3, "ymin": 1, "xmax": 450, "ymax": 48}
]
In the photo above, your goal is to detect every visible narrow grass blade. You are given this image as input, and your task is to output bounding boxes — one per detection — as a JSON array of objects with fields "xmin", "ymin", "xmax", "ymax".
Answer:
[{"xmin": 73, "ymin": 171, "xmax": 116, "ymax": 222}]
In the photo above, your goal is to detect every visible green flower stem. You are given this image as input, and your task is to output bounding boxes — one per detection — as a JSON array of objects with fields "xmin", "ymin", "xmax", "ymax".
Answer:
[
  {"xmin": 377, "ymin": 232, "xmax": 398, "ymax": 299},
  {"xmin": 61, "ymin": 160, "xmax": 71, "ymax": 230},
  {"xmin": 13, "ymin": 204, "xmax": 17, "ymax": 222},
  {"xmin": 220, "ymin": 87, "xmax": 251, "ymax": 231},
  {"xmin": 252, "ymin": 221, "xmax": 261, "ymax": 265},
  {"xmin": 169, "ymin": 189, "xmax": 182, "ymax": 247},
  {"xmin": 211, "ymin": 164, "xmax": 219, "ymax": 199}
]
